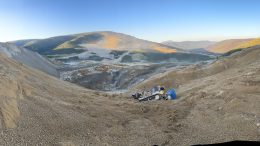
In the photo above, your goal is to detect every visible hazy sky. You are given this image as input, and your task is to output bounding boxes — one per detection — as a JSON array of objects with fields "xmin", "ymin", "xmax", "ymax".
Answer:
[{"xmin": 0, "ymin": 0, "xmax": 260, "ymax": 42}]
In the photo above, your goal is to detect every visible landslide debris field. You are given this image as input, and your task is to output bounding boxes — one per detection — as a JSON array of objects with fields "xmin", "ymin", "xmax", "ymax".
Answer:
[
  {"xmin": 0, "ymin": 43, "xmax": 259, "ymax": 146},
  {"xmin": 54, "ymin": 49, "xmax": 214, "ymax": 91}
]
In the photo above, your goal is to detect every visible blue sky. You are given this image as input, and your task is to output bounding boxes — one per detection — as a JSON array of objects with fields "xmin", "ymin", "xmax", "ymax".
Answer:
[{"xmin": 0, "ymin": 0, "xmax": 260, "ymax": 42}]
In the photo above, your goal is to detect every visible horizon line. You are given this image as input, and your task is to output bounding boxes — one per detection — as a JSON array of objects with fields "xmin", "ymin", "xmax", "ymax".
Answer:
[{"xmin": 3, "ymin": 30, "xmax": 260, "ymax": 43}]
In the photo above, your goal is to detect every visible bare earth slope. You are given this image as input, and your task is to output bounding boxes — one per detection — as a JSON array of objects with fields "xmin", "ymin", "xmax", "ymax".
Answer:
[
  {"xmin": 133, "ymin": 46, "xmax": 260, "ymax": 144},
  {"xmin": 0, "ymin": 46, "xmax": 259, "ymax": 145},
  {"xmin": 0, "ymin": 43, "xmax": 59, "ymax": 77},
  {"xmin": 0, "ymin": 51, "xmax": 192, "ymax": 146}
]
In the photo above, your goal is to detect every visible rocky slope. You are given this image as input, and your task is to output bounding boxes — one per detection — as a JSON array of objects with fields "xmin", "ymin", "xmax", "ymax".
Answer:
[
  {"xmin": 0, "ymin": 43, "xmax": 59, "ymax": 77},
  {"xmin": 132, "ymin": 46, "xmax": 260, "ymax": 144},
  {"xmin": 0, "ymin": 43, "xmax": 259, "ymax": 145},
  {"xmin": 0, "ymin": 45, "xmax": 208, "ymax": 146}
]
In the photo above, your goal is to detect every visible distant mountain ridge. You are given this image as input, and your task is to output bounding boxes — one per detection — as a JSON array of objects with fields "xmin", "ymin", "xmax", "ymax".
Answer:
[
  {"xmin": 162, "ymin": 40, "xmax": 216, "ymax": 50},
  {"xmin": 162, "ymin": 38, "xmax": 260, "ymax": 53},
  {"xmin": 12, "ymin": 31, "xmax": 181, "ymax": 56},
  {"xmin": 207, "ymin": 38, "xmax": 260, "ymax": 53}
]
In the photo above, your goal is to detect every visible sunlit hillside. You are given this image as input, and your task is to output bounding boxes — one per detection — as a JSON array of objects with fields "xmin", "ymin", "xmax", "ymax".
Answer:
[{"xmin": 207, "ymin": 38, "xmax": 260, "ymax": 53}]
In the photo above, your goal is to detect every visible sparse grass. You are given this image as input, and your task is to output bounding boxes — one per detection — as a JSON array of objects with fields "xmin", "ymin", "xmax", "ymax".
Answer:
[
  {"xmin": 153, "ymin": 45, "xmax": 176, "ymax": 53},
  {"xmin": 101, "ymin": 32, "xmax": 120, "ymax": 49},
  {"xmin": 235, "ymin": 38, "xmax": 260, "ymax": 49},
  {"xmin": 209, "ymin": 38, "xmax": 260, "ymax": 53},
  {"xmin": 54, "ymin": 41, "xmax": 75, "ymax": 50},
  {"xmin": 54, "ymin": 33, "xmax": 103, "ymax": 50}
]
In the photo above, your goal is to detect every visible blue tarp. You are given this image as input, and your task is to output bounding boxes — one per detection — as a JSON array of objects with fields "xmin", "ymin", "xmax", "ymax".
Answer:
[{"xmin": 166, "ymin": 89, "xmax": 176, "ymax": 100}]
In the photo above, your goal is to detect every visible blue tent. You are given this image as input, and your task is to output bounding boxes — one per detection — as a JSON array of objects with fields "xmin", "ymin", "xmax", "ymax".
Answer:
[{"xmin": 166, "ymin": 89, "xmax": 176, "ymax": 100}]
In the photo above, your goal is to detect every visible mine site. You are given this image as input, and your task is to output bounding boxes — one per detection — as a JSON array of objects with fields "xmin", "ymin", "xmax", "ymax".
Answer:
[{"xmin": 0, "ymin": 0, "xmax": 260, "ymax": 146}]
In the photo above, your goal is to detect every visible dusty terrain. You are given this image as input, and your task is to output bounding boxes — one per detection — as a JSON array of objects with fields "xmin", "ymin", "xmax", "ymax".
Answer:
[{"xmin": 0, "ymin": 46, "xmax": 259, "ymax": 146}]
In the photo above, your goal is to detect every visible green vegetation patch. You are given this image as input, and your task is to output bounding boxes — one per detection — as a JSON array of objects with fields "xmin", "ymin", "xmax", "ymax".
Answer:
[{"xmin": 222, "ymin": 48, "xmax": 243, "ymax": 57}]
